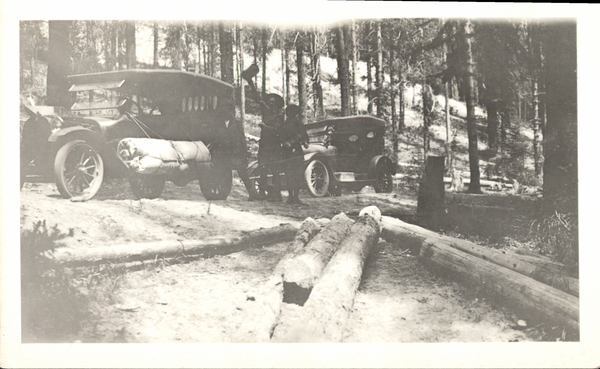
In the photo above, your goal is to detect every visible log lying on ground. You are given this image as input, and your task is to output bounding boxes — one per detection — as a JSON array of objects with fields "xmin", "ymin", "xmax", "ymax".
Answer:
[
  {"xmin": 282, "ymin": 213, "xmax": 354, "ymax": 305},
  {"xmin": 420, "ymin": 239, "xmax": 579, "ymax": 332},
  {"xmin": 236, "ymin": 218, "xmax": 325, "ymax": 342},
  {"xmin": 381, "ymin": 216, "xmax": 579, "ymax": 297},
  {"xmin": 50, "ymin": 223, "xmax": 299, "ymax": 267},
  {"xmin": 280, "ymin": 213, "xmax": 381, "ymax": 342}
]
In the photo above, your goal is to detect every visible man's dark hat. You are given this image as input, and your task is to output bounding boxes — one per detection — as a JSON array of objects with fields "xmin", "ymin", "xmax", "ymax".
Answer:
[{"xmin": 264, "ymin": 94, "xmax": 285, "ymax": 110}]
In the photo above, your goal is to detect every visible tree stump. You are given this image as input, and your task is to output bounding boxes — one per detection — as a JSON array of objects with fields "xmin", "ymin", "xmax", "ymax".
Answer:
[{"xmin": 417, "ymin": 155, "xmax": 446, "ymax": 229}]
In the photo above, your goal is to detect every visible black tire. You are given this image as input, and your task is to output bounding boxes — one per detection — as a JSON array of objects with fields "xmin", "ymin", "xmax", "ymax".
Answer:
[
  {"xmin": 374, "ymin": 165, "xmax": 393, "ymax": 193},
  {"xmin": 304, "ymin": 159, "xmax": 330, "ymax": 197},
  {"xmin": 54, "ymin": 140, "xmax": 104, "ymax": 200},
  {"xmin": 129, "ymin": 173, "xmax": 166, "ymax": 199},
  {"xmin": 200, "ymin": 164, "xmax": 233, "ymax": 200}
]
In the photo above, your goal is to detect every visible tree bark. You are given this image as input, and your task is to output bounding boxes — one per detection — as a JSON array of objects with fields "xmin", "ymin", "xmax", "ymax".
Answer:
[
  {"xmin": 281, "ymin": 214, "xmax": 381, "ymax": 342},
  {"xmin": 417, "ymin": 156, "xmax": 445, "ymax": 229},
  {"xmin": 236, "ymin": 218, "xmax": 324, "ymax": 342},
  {"xmin": 125, "ymin": 21, "xmax": 136, "ymax": 69},
  {"xmin": 219, "ymin": 22, "xmax": 234, "ymax": 84},
  {"xmin": 209, "ymin": 23, "xmax": 216, "ymax": 77},
  {"xmin": 419, "ymin": 240, "xmax": 578, "ymax": 332},
  {"xmin": 237, "ymin": 22, "xmax": 245, "ymax": 124},
  {"xmin": 261, "ymin": 28, "xmax": 268, "ymax": 99},
  {"xmin": 282, "ymin": 213, "xmax": 354, "ymax": 305},
  {"xmin": 486, "ymin": 101, "xmax": 499, "ymax": 155},
  {"xmin": 389, "ymin": 32, "xmax": 398, "ymax": 162},
  {"xmin": 153, "ymin": 22, "xmax": 159, "ymax": 69},
  {"xmin": 47, "ymin": 20, "xmax": 72, "ymax": 109},
  {"xmin": 296, "ymin": 34, "xmax": 307, "ymax": 124},
  {"xmin": 50, "ymin": 223, "xmax": 299, "ymax": 267},
  {"xmin": 309, "ymin": 29, "xmax": 324, "ymax": 119},
  {"xmin": 366, "ymin": 22, "xmax": 373, "ymax": 115},
  {"xmin": 335, "ymin": 26, "xmax": 351, "ymax": 117},
  {"xmin": 381, "ymin": 216, "xmax": 578, "ymax": 297},
  {"xmin": 350, "ymin": 20, "xmax": 358, "ymax": 115},
  {"xmin": 375, "ymin": 21, "xmax": 384, "ymax": 118},
  {"xmin": 543, "ymin": 21, "xmax": 577, "ymax": 216},
  {"xmin": 463, "ymin": 20, "xmax": 481, "ymax": 193}
]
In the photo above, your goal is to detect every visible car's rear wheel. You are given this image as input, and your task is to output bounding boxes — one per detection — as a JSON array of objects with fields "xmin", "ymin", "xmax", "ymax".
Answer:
[
  {"xmin": 129, "ymin": 173, "xmax": 165, "ymax": 199},
  {"xmin": 304, "ymin": 159, "xmax": 330, "ymax": 197},
  {"xmin": 200, "ymin": 163, "xmax": 233, "ymax": 200},
  {"xmin": 54, "ymin": 140, "xmax": 104, "ymax": 200},
  {"xmin": 374, "ymin": 165, "xmax": 393, "ymax": 193}
]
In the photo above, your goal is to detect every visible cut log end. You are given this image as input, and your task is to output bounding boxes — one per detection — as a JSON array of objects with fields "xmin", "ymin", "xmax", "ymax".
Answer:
[{"xmin": 282, "ymin": 281, "xmax": 311, "ymax": 306}]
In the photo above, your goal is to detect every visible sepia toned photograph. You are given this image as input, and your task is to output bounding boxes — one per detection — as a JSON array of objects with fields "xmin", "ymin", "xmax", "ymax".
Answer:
[{"xmin": 2, "ymin": 1, "xmax": 599, "ymax": 368}]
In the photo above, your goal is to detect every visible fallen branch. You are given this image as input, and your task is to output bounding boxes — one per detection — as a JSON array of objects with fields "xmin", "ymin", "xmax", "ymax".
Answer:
[{"xmin": 50, "ymin": 223, "xmax": 299, "ymax": 267}]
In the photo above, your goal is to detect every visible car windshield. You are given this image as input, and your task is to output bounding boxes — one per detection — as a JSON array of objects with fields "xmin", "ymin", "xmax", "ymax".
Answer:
[{"xmin": 71, "ymin": 89, "xmax": 162, "ymax": 117}]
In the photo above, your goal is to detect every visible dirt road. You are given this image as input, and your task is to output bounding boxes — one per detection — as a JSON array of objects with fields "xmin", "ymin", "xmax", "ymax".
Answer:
[{"xmin": 20, "ymin": 178, "xmax": 538, "ymax": 343}]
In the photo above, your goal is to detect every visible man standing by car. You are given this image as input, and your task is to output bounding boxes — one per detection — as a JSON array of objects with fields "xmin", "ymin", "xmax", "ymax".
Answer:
[
  {"xmin": 218, "ymin": 100, "xmax": 259, "ymax": 201},
  {"xmin": 280, "ymin": 104, "xmax": 309, "ymax": 204},
  {"xmin": 257, "ymin": 94, "xmax": 285, "ymax": 201}
]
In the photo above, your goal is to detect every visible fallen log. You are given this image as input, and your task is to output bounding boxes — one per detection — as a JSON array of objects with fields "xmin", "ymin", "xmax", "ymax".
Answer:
[
  {"xmin": 49, "ymin": 223, "xmax": 299, "ymax": 267},
  {"xmin": 282, "ymin": 213, "xmax": 354, "ymax": 305},
  {"xmin": 420, "ymin": 239, "xmax": 579, "ymax": 332},
  {"xmin": 281, "ymin": 212, "xmax": 381, "ymax": 342},
  {"xmin": 236, "ymin": 218, "xmax": 325, "ymax": 342},
  {"xmin": 381, "ymin": 216, "xmax": 579, "ymax": 297}
]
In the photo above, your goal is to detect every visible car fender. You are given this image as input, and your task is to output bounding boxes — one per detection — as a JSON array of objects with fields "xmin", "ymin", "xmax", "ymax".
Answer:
[
  {"xmin": 368, "ymin": 155, "xmax": 396, "ymax": 178},
  {"xmin": 49, "ymin": 126, "xmax": 128, "ymax": 176}
]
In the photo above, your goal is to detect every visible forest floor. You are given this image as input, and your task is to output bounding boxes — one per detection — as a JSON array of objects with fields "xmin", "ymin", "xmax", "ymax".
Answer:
[{"xmin": 20, "ymin": 176, "xmax": 556, "ymax": 343}]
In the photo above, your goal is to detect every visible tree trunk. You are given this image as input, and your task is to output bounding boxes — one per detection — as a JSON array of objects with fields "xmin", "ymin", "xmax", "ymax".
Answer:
[
  {"xmin": 237, "ymin": 22, "xmax": 245, "ymax": 124},
  {"xmin": 463, "ymin": 20, "xmax": 481, "ymax": 193},
  {"xmin": 381, "ymin": 216, "xmax": 578, "ymax": 297},
  {"xmin": 284, "ymin": 45, "xmax": 291, "ymax": 105},
  {"xmin": 532, "ymin": 80, "xmax": 541, "ymax": 175},
  {"xmin": 309, "ymin": 29, "xmax": 324, "ymax": 119},
  {"xmin": 422, "ymin": 82, "xmax": 433, "ymax": 158},
  {"xmin": 125, "ymin": 21, "xmax": 136, "ymax": 69},
  {"xmin": 47, "ymin": 20, "xmax": 72, "ymax": 109},
  {"xmin": 51, "ymin": 224, "xmax": 299, "ymax": 267},
  {"xmin": 282, "ymin": 213, "xmax": 354, "ymax": 305},
  {"xmin": 443, "ymin": 44, "xmax": 452, "ymax": 168},
  {"xmin": 297, "ymin": 34, "xmax": 307, "ymax": 124},
  {"xmin": 419, "ymin": 240, "xmax": 578, "ymax": 333},
  {"xmin": 261, "ymin": 28, "xmax": 268, "ymax": 99},
  {"xmin": 219, "ymin": 22, "xmax": 234, "ymax": 84},
  {"xmin": 335, "ymin": 26, "xmax": 351, "ymax": 117},
  {"xmin": 350, "ymin": 19, "xmax": 358, "ymax": 115},
  {"xmin": 195, "ymin": 26, "xmax": 202, "ymax": 74},
  {"xmin": 486, "ymin": 101, "xmax": 499, "ymax": 155},
  {"xmin": 209, "ymin": 23, "xmax": 216, "ymax": 77},
  {"xmin": 543, "ymin": 21, "xmax": 578, "ymax": 216},
  {"xmin": 399, "ymin": 80, "xmax": 405, "ymax": 131},
  {"xmin": 237, "ymin": 218, "xmax": 324, "ymax": 342},
  {"xmin": 375, "ymin": 21, "xmax": 384, "ymax": 118},
  {"xmin": 281, "ymin": 214, "xmax": 381, "ymax": 342},
  {"xmin": 389, "ymin": 33, "xmax": 397, "ymax": 162},
  {"xmin": 153, "ymin": 22, "xmax": 159, "ymax": 68},
  {"xmin": 366, "ymin": 22, "xmax": 373, "ymax": 115}
]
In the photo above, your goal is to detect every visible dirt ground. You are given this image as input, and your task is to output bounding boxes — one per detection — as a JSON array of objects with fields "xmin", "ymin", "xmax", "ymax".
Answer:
[{"xmin": 20, "ymin": 176, "xmax": 541, "ymax": 343}]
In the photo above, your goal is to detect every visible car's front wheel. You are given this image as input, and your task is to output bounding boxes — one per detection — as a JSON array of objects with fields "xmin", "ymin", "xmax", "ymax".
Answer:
[
  {"xmin": 200, "ymin": 163, "xmax": 233, "ymax": 200},
  {"xmin": 374, "ymin": 165, "xmax": 393, "ymax": 193},
  {"xmin": 304, "ymin": 159, "xmax": 330, "ymax": 197},
  {"xmin": 129, "ymin": 173, "xmax": 165, "ymax": 199},
  {"xmin": 54, "ymin": 140, "xmax": 104, "ymax": 200}
]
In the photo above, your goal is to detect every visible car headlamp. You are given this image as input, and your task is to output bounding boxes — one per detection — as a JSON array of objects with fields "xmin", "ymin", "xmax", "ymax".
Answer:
[{"xmin": 50, "ymin": 116, "xmax": 64, "ymax": 132}]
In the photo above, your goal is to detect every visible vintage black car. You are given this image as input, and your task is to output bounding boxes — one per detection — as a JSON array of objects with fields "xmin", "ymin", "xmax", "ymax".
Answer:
[
  {"xmin": 249, "ymin": 115, "xmax": 396, "ymax": 197},
  {"xmin": 20, "ymin": 70, "xmax": 237, "ymax": 201}
]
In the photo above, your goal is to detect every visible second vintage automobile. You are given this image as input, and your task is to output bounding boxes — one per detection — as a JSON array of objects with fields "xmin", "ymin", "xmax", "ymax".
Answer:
[
  {"xmin": 248, "ymin": 115, "xmax": 396, "ymax": 197},
  {"xmin": 20, "ymin": 69, "xmax": 238, "ymax": 201}
]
